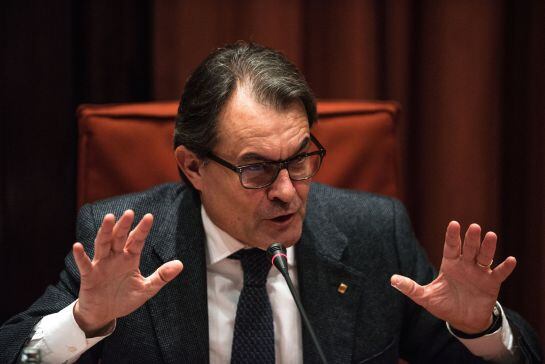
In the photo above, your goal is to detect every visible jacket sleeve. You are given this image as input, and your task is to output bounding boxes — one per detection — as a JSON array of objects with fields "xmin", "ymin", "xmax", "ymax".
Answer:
[{"xmin": 0, "ymin": 204, "xmax": 100, "ymax": 364}]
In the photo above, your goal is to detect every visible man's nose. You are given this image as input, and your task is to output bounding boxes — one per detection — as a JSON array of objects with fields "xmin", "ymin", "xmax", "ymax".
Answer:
[{"xmin": 267, "ymin": 169, "xmax": 296, "ymax": 203}]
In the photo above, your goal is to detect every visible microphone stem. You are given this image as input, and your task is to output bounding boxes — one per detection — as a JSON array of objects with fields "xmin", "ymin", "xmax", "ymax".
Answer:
[{"xmin": 280, "ymin": 270, "xmax": 329, "ymax": 364}]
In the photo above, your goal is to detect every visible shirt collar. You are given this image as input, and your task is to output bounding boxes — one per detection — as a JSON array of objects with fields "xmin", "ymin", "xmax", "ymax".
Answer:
[{"xmin": 201, "ymin": 205, "xmax": 295, "ymax": 267}]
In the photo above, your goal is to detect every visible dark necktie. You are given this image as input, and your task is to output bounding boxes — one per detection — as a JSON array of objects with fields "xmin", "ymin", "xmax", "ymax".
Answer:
[{"xmin": 230, "ymin": 248, "xmax": 275, "ymax": 364}]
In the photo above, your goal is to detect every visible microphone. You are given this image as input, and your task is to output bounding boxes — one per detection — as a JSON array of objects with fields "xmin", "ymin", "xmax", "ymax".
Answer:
[{"xmin": 267, "ymin": 243, "xmax": 329, "ymax": 364}]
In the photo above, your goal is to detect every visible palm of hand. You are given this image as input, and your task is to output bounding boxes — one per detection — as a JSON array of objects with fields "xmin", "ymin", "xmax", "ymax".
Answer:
[
  {"xmin": 73, "ymin": 210, "xmax": 183, "ymax": 334},
  {"xmin": 391, "ymin": 222, "xmax": 516, "ymax": 334},
  {"xmin": 421, "ymin": 256, "xmax": 500, "ymax": 332},
  {"xmin": 78, "ymin": 253, "xmax": 153, "ymax": 321}
]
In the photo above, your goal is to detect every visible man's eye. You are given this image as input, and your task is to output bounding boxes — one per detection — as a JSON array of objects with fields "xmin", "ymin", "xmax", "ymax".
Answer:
[
  {"xmin": 244, "ymin": 164, "xmax": 266, "ymax": 173},
  {"xmin": 291, "ymin": 155, "xmax": 307, "ymax": 164}
]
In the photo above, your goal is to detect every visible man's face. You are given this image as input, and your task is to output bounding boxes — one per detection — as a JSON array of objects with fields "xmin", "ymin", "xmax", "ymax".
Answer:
[{"xmin": 197, "ymin": 86, "xmax": 311, "ymax": 249}]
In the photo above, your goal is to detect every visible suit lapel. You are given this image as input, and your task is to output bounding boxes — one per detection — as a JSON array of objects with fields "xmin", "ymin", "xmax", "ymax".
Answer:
[
  {"xmin": 144, "ymin": 188, "xmax": 209, "ymax": 364},
  {"xmin": 296, "ymin": 194, "xmax": 365, "ymax": 364},
  {"xmin": 138, "ymin": 184, "xmax": 368, "ymax": 363}
]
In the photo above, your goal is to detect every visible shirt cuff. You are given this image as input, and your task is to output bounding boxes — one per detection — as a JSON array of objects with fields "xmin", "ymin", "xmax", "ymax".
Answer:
[
  {"xmin": 26, "ymin": 300, "xmax": 115, "ymax": 364},
  {"xmin": 446, "ymin": 302, "xmax": 516, "ymax": 362}
]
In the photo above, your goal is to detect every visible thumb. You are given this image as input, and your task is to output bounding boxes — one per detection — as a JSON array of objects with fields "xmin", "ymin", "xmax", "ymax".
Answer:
[
  {"xmin": 391, "ymin": 274, "xmax": 426, "ymax": 306},
  {"xmin": 146, "ymin": 260, "xmax": 184, "ymax": 296}
]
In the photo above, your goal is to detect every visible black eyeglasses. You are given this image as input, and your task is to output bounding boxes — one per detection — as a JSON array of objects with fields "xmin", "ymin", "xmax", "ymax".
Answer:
[{"xmin": 207, "ymin": 134, "xmax": 326, "ymax": 189}]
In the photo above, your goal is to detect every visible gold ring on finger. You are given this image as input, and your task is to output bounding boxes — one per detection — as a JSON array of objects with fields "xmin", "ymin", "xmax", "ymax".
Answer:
[{"xmin": 476, "ymin": 259, "xmax": 493, "ymax": 269}]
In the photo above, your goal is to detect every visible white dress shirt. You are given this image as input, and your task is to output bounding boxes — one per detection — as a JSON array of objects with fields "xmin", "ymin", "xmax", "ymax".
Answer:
[
  {"xmin": 202, "ymin": 206, "xmax": 303, "ymax": 364},
  {"xmin": 24, "ymin": 205, "xmax": 517, "ymax": 363}
]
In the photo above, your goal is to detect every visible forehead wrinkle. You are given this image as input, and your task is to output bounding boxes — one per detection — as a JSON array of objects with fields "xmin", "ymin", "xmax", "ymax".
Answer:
[
  {"xmin": 238, "ymin": 137, "xmax": 310, "ymax": 163},
  {"xmin": 234, "ymin": 123, "xmax": 308, "ymax": 162},
  {"xmin": 224, "ymin": 84, "xmax": 306, "ymax": 133},
  {"xmin": 214, "ymin": 85, "xmax": 309, "ymax": 163}
]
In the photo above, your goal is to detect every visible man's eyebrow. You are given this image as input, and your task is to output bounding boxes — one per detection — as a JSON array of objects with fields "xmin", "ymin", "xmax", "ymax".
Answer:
[{"xmin": 238, "ymin": 137, "xmax": 310, "ymax": 164}]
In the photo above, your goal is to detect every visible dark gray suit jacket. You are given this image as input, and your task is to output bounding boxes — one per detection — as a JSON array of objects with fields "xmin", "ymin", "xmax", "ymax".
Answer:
[{"xmin": 1, "ymin": 183, "xmax": 542, "ymax": 363}]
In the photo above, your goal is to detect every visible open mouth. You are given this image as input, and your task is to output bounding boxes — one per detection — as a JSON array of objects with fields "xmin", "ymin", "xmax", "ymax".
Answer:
[{"xmin": 271, "ymin": 213, "xmax": 294, "ymax": 223}]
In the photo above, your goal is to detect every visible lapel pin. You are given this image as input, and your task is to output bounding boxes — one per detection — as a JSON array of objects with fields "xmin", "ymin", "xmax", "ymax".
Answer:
[{"xmin": 337, "ymin": 283, "xmax": 348, "ymax": 294}]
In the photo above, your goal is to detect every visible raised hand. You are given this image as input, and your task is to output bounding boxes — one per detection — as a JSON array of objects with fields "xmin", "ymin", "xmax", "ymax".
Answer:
[
  {"xmin": 72, "ymin": 210, "xmax": 183, "ymax": 336},
  {"xmin": 391, "ymin": 221, "xmax": 517, "ymax": 334}
]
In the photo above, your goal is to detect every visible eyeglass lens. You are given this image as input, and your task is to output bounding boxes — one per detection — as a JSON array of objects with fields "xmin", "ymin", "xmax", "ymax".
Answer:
[{"xmin": 240, "ymin": 153, "xmax": 322, "ymax": 188}]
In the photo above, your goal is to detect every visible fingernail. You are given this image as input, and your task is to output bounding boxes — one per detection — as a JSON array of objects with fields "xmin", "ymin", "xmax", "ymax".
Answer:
[{"xmin": 391, "ymin": 276, "xmax": 400, "ymax": 287}]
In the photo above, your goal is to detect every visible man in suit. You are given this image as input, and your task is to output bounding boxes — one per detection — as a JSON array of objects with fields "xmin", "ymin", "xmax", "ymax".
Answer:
[{"xmin": 0, "ymin": 42, "xmax": 542, "ymax": 363}]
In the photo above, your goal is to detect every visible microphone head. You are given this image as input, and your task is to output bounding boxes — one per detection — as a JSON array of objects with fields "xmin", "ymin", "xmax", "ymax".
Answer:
[
  {"xmin": 267, "ymin": 242, "xmax": 286, "ymax": 256},
  {"xmin": 267, "ymin": 243, "xmax": 289, "ymax": 274}
]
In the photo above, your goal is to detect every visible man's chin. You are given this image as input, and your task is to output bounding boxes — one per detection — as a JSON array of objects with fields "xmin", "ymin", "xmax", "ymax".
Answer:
[
  {"xmin": 261, "ymin": 224, "xmax": 302, "ymax": 248},
  {"xmin": 244, "ymin": 215, "xmax": 303, "ymax": 249}
]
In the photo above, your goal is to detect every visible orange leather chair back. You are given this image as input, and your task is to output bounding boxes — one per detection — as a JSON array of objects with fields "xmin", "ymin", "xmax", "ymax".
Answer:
[{"xmin": 77, "ymin": 100, "xmax": 400, "ymax": 207}]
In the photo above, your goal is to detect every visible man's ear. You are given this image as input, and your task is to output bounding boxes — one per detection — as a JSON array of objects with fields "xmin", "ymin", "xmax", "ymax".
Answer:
[{"xmin": 174, "ymin": 145, "xmax": 204, "ymax": 191}]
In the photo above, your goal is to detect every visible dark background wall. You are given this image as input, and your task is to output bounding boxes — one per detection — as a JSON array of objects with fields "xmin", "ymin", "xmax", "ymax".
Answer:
[{"xmin": 1, "ymin": 0, "xmax": 544, "ymax": 348}]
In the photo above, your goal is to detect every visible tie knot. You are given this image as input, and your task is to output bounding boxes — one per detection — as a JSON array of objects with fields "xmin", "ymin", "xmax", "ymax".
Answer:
[{"xmin": 230, "ymin": 248, "xmax": 271, "ymax": 287}]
